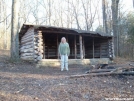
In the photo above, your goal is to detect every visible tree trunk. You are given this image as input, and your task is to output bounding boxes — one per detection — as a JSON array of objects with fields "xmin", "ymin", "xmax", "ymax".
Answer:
[
  {"xmin": 111, "ymin": 0, "xmax": 119, "ymax": 56},
  {"xmin": 133, "ymin": 0, "xmax": 134, "ymax": 8},
  {"xmin": 102, "ymin": 0, "xmax": 108, "ymax": 34},
  {"xmin": 11, "ymin": 0, "xmax": 19, "ymax": 61}
]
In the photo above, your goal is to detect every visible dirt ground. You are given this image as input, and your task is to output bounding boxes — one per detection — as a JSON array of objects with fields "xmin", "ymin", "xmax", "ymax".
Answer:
[{"xmin": 0, "ymin": 50, "xmax": 134, "ymax": 101}]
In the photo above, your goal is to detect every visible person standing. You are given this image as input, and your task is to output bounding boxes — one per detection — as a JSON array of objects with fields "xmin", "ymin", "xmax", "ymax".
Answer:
[{"xmin": 58, "ymin": 37, "xmax": 70, "ymax": 71}]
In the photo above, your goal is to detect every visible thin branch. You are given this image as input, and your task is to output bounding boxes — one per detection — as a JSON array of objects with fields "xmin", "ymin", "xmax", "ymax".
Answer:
[{"xmin": 0, "ymin": 14, "xmax": 11, "ymax": 23}]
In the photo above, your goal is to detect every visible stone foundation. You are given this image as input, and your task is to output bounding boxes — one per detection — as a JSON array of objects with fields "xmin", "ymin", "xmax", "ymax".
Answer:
[{"xmin": 36, "ymin": 58, "xmax": 111, "ymax": 68}]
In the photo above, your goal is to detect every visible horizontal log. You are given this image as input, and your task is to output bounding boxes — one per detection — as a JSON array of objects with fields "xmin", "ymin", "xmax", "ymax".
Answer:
[
  {"xmin": 37, "ymin": 31, "xmax": 42, "ymax": 33},
  {"xmin": 21, "ymin": 36, "xmax": 34, "ymax": 42},
  {"xmin": 38, "ymin": 52, "xmax": 43, "ymax": 56},
  {"xmin": 26, "ymin": 30, "xmax": 34, "ymax": 34},
  {"xmin": 129, "ymin": 64, "xmax": 134, "ymax": 67},
  {"xmin": 34, "ymin": 37, "xmax": 43, "ymax": 41},
  {"xmin": 20, "ymin": 44, "xmax": 34, "ymax": 50},
  {"xmin": 26, "ymin": 27, "xmax": 34, "ymax": 32},
  {"xmin": 22, "ymin": 35, "xmax": 34, "ymax": 39},
  {"xmin": 34, "ymin": 50, "xmax": 43, "ymax": 54},
  {"xmin": 101, "ymin": 50, "xmax": 107, "ymax": 53},
  {"xmin": 110, "ymin": 67, "xmax": 134, "ymax": 73},
  {"xmin": 34, "ymin": 42, "xmax": 43, "ymax": 46},
  {"xmin": 24, "ymin": 31, "xmax": 34, "ymax": 36},
  {"xmin": 20, "ymin": 42, "xmax": 35, "ymax": 47},
  {"xmin": 35, "ymin": 32, "xmax": 42, "ymax": 35},
  {"xmin": 34, "ymin": 58, "xmax": 38, "ymax": 61},
  {"xmin": 34, "ymin": 40, "xmax": 43, "ymax": 43},
  {"xmin": 20, "ymin": 56, "xmax": 34, "ymax": 60},
  {"xmin": 34, "ymin": 35, "xmax": 42, "ymax": 38},
  {"xmin": 86, "ymin": 69, "xmax": 115, "ymax": 73},
  {"xmin": 20, "ymin": 48, "xmax": 34, "ymax": 53},
  {"xmin": 34, "ymin": 39, "xmax": 43, "ymax": 43},
  {"xmin": 21, "ymin": 35, "xmax": 34, "ymax": 41},
  {"xmin": 21, "ymin": 37, "xmax": 34, "ymax": 43},
  {"xmin": 23, "ymin": 31, "xmax": 34, "ymax": 37},
  {"xmin": 69, "ymin": 72, "xmax": 134, "ymax": 78},
  {"xmin": 34, "ymin": 52, "xmax": 43, "ymax": 55},
  {"xmin": 39, "ymin": 50, "xmax": 43, "ymax": 53},
  {"xmin": 21, "ymin": 53, "xmax": 34, "ymax": 57},
  {"xmin": 34, "ymin": 55, "xmax": 38, "ymax": 58},
  {"xmin": 34, "ymin": 50, "xmax": 38, "ymax": 54},
  {"xmin": 34, "ymin": 41, "xmax": 43, "ymax": 44},
  {"xmin": 27, "ymin": 27, "xmax": 34, "ymax": 31},
  {"xmin": 34, "ymin": 46, "xmax": 43, "ymax": 49},
  {"xmin": 35, "ymin": 37, "xmax": 43, "ymax": 41},
  {"xmin": 21, "ymin": 39, "xmax": 34, "ymax": 44},
  {"xmin": 36, "ymin": 55, "xmax": 43, "ymax": 60},
  {"xmin": 23, "ymin": 32, "xmax": 34, "ymax": 39},
  {"xmin": 36, "ymin": 49, "xmax": 43, "ymax": 53}
]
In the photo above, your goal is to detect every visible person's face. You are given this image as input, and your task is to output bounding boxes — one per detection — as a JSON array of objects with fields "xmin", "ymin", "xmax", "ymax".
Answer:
[{"xmin": 62, "ymin": 38, "xmax": 66, "ymax": 43}]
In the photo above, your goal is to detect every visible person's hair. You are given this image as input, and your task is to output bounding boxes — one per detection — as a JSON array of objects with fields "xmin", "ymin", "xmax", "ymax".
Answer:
[{"xmin": 61, "ymin": 37, "xmax": 66, "ymax": 43}]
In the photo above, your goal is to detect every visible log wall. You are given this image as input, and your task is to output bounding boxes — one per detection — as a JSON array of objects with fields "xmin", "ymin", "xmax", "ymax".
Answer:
[
  {"xmin": 20, "ymin": 27, "xmax": 113, "ymax": 61},
  {"xmin": 108, "ymin": 39, "xmax": 114, "ymax": 59},
  {"xmin": 20, "ymin": 27, "xmax": 43, "ymax": 61},
  {"xmin": 20, "ymin": 27, "xmax": 35, "ymax": 60}
]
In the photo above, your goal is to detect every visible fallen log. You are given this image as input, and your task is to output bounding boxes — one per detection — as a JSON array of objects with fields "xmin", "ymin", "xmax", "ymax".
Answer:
[
  {"xmin": 110, "ymin": 67, "xmax": 134, "ymax": 73},
  {"xmin": 85, "ymin": 69, "xmax": 115, "ymax": 73},
  {"xmin": 69, "ymin": 71, "xmax": 134, "ymax": 78},
  {"xmin": 129, "ymin": 64, "xmax": 134, "ymax": 67}
]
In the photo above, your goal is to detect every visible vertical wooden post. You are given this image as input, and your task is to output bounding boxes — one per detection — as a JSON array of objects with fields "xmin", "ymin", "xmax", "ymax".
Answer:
[
  {"xmin": 93, "ymin": 37, "xmax": 94, "ymax": 58},
  {"xmin": 74, "ymin": 35, "xmax": 77, "ymax": 59},
  {"xmin": 79, "ymin": 35, "xmax": 83, "ymax": 59},
  {"xmin": 66, "ymin": 34, "xmax": 68, "ymax": 42},
  {"xmin": 83, "ymin": 36, "xmax": 85, "ymax": 59},
  {"xmin": 43, "ymin": 35, "xmax": 45, "ymax": 59},
  {"xmin": 47, "ymin": 47, "xmax": 49, "ymax": 59},
  {"xmin": 100, "ymin": 43, "xmax": 102, "ymax": 58},
  {"xmin": 57, "ymin": 34, "xmax": 59, "ymax": 59}
]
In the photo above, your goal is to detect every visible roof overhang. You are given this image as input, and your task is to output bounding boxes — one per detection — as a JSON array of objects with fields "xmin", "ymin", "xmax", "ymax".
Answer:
[{"xmin": 19, "ymin": 24, "xmax": 113, "ymax": 39}]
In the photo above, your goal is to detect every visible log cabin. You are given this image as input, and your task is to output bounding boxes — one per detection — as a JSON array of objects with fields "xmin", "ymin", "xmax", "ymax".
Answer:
[{"xmin": 19, "ymin": 24, "xmax": 114, "ymax": 66}]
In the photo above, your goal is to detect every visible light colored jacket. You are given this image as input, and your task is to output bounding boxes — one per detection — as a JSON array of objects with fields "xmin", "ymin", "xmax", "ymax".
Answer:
[{"xmin": 58, "ymin": 42, "xmax": 70, "ymax": 56}]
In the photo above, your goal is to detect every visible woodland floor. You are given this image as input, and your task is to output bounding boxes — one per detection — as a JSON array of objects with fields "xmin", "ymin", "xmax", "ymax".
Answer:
[{"xmin": 0, "ymin": 50, "xmax": 134, "ymax": 101}]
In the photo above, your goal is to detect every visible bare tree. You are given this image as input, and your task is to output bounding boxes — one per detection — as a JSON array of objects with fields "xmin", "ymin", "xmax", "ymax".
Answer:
[
  {"xmin": 70, "ymin": 0, "xmax": 81, "ymax": 29},
  {"xmin": 102, "ymin": 0, "xmax": 108, "ymax": 34},
  {"xmin": 111, "ymin": 0, "xmax": 119, "ymax": 56},
  {"xmin": 11, "ymin": 0, "xmax": 19, "ymax": 60}
]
